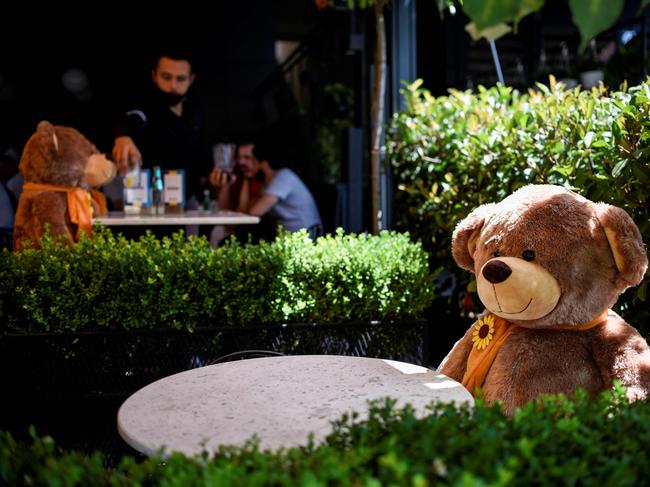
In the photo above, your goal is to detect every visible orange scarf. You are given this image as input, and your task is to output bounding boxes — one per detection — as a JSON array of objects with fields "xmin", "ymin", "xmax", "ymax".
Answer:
[
  {"xmin": 461, "ymin": 310, "xmax": 609, "ymax": 395},
  {"xmin": 22, "ymin": 182, "xmax": 94, "ymax": 240},
  {"xmin": 90, "ymin": 189, "xmax": 108, "ymax": 216}
]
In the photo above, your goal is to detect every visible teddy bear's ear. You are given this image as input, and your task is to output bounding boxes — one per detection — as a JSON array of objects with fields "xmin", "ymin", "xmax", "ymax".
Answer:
[
  {"xmin": 37, "ymin": 120, "xmax": 54, "ymax": 132},
  {"xmin": 36, "ymin": 120, "xmax": 58, "ymax": 152},
  {"xmin": 452, "ymin": 203, "xmax": 495, "ymax": 271},
  {"xmin": 594, "ymin": 203, "xmax": 648, "ymax": 288}
]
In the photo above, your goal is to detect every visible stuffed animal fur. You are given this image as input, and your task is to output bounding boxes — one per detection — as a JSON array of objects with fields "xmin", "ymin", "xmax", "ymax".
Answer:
[
  {"xmin": 13, "ymin": 121, "xmax": 116, "ymax": 251},
  {"xmin": 439, "ymin": 184, "xmax": 649, "ymax": 414}
]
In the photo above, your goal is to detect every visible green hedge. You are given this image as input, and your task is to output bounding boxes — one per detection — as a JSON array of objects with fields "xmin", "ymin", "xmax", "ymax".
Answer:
[
  {"xmin": 3, "ymin": 385, "xmax": 650, "ymax": 486},
  {"xmin": 388, "ymin": 78, "xmax": 649, "ymax": 329},
  {"xmin": 0, "ymin": 227, "xmax": 434, "ymax": 333}
]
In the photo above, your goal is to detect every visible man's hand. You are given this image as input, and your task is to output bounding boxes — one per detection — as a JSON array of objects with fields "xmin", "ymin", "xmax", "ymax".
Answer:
[
  {"xmin": 112, "ymin": 136, "xmax": 141, "ymax": 176},
  {"xmin": 209, "ymin": 168, "xmax": 237, "ymax": 188}
]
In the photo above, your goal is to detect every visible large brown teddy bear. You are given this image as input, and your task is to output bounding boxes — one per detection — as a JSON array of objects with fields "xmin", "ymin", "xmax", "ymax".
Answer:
[
  {"xmin": 439, "ymin": 184, "xmax": 649, "ymax": 414},
  {"xmin": 13, "ymin": 121, "xmax": 116, "ymax": 251}
]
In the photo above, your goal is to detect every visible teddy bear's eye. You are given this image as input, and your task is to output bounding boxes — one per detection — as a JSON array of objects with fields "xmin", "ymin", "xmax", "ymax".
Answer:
[{"xmin": 522, "ymin": 250, "xmax": 535, "ymax": 261}]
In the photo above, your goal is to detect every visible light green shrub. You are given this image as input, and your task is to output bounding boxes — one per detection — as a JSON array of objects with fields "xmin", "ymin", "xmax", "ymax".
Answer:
[
  {"xmin": 0, "ymin": 227, "xmax": 434, "ymax": 333},
  {"xmin": 388, "ymin": 78, "xmax": 649, "ymax": 330}
]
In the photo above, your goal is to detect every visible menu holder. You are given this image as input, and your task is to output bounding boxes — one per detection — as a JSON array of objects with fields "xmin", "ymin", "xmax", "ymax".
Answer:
[{"xmin": 163, "ymin": 170, "xmax": 185, "ymax": 213}]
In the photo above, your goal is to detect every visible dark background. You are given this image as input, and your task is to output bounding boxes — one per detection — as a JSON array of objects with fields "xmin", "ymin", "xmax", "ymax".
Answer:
[{"xmin": 0, "ymin": 1, "xmax": 318, "ymax": 165}]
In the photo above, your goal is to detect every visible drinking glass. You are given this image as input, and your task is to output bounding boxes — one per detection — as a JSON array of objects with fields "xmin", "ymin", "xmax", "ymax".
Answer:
[
  {"xmin": 123, "ymin": 160, "xmax": 142, "ymax": 189},
  {"xmin": 213, "ymin": 143, "xmax": 236, "ymax": 176}
]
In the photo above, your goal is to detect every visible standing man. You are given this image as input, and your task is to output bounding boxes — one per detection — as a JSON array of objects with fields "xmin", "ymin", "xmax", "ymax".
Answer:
[{"xmin": 111, "ymin": 49, "xmax": 211, "ymax": 209}]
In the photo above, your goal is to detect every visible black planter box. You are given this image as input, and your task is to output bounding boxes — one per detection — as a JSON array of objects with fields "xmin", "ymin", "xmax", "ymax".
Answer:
[{"xmin": 0, "ymin": 319, "xmax": 427, "ymax": 463}]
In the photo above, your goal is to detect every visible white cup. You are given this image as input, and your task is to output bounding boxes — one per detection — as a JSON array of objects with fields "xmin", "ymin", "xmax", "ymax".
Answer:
[{"xmin": 581, "ymin": 70, "xmax": 604, "ymax": 89}]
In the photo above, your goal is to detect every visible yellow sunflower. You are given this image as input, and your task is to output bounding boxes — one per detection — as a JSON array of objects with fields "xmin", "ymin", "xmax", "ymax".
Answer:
[{"xmin": 472, "ymin": 314, "xmax": 495, "ymax": 350}]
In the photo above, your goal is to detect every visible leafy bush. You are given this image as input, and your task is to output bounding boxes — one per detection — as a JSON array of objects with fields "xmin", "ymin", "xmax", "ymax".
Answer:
[
  {"xmin": 0, "ymin": 227, "xmax": 434, "ymax": 333},
  {"xmin": 388, "ymin": 78, "xmax": 649, "ymax": 331},
  {"xmin": 3, "ymin": 385, "xmax": 650, "ymax": 486}
]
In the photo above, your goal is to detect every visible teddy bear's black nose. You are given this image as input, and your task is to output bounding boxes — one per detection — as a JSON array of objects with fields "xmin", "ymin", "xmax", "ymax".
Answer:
[{"xmin": 482, "ymin": 260, "xmax": 512, "ymax": 284}]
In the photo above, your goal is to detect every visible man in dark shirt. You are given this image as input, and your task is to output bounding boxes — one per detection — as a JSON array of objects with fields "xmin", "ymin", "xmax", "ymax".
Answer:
[{"xmin": 112, "ymin": 49, "xmax": 211, "ymax": 208}]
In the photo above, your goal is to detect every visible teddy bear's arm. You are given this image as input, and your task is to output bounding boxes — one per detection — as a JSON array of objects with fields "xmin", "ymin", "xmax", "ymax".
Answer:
[
  {"xmin": 591, "ymin": 314, "xmax": 650, "ymax": 401},
  {"xmin": 31, "ymin": 193, "xmax": 75, "ymax": 245},
  {"xmin": 437, "ymin": 325, "xmax": 475, "ymax": 382}
]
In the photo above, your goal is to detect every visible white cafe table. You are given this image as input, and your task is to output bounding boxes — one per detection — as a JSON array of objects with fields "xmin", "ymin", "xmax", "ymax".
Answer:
[
  {"xmin": 117, "ymin": 355, "xmax": 473, "ymax": 457},
  {"xmin": 94, "ymin": 209, "xmax": 260, "ymax": 226}
]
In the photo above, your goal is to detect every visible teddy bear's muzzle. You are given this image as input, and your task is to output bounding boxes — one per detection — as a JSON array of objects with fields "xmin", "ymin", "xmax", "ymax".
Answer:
[
  {"xmin": 86, "ymin": 154, "xmax": 117, "ymax": 187},
  {"xmin": 477, "ymin": 257, "xmax": 561, "ymax": 322}
]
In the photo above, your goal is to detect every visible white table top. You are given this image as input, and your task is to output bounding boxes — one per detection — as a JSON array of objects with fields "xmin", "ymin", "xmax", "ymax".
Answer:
[
  {"xmin": 117, "ymin": 355, "xmax": 473, "ymax": 456},
  {"xmin": 94, "ymin": 209, "xmax": 260, "ymax": 226}
]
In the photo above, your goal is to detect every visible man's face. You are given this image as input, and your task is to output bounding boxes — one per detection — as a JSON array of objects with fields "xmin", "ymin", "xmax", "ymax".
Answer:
[
  {"xmin": 152, "ymin": 57, "xmax": 194, "ymax": 95},
  {"xmin": 235, "ymin": 144, "xmax": 258, "ymax": 178}
]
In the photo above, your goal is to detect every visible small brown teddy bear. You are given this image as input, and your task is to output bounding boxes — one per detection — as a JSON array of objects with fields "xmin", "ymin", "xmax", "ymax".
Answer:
[
  {"xmin": 13, "ymin": 121, "xmax": 116, "ymax": 251},
  {"xmin": 439, "ymin": 184, "xmax": 649, "ymax": 414}
]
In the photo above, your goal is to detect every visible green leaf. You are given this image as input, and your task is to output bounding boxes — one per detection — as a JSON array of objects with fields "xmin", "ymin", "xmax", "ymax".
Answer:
[
  {"xmin": 465, "ymin": 21, "xmax": 512, "ymax": 41},
  {"xmin": 467, "ymin": 279, "xmax": 477, "ymax": 292},
  {"xmin": 586, "ymin": 99, "xmax": 595, "ymax": 120},
  {"xmin": 611, "ymin": 159, "xmax": 628, "ymax": 177},
  {"xmin": 569, "ymin": 0, "xmax": 625, "ymax": 52},
  {"xmin": 463, "ymin": 0, "xmax": 545, "ymax": 30},
  {"xmin": 552, "ymin": 165, "xmax": 574, "ymax": 177}
]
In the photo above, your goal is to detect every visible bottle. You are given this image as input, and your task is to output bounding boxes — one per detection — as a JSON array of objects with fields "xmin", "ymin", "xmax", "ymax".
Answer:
[
  {"xmin": 535, "ymin": 48, "xmax": 551, "ymax": 85},
  {"xmin": 152, "ymin": 166, "xmax": 165, "ymax": 215},
  {"xmin": 557, "ymin": 42, "xmax": 577, "ymax": 89},
  {"xmin": 202, "ymin": 189, "xmax": 212, "ymax": 212}
]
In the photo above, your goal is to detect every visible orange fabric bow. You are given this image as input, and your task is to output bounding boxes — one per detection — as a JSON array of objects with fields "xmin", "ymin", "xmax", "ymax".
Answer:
[
  {"xmin": 90, "ymin": 189, "xmax": 108, "ymax": 216},
  {"xmin": 461, "ymin": 310, "xmax": 609, "ymax": 395},
  {"xmin": 22, "ymin": 182, "xmax": 94, "ymax": 240}
]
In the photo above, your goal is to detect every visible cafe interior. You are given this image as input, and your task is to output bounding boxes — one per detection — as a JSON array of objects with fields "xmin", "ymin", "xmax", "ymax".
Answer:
[{"xmin": 1, "ymin": 0, "xmax": 647, "ymax": 236}]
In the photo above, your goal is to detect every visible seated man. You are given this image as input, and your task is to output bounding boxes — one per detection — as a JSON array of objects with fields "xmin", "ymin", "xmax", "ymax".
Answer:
[
  {"xmin": 209, "ymin": 138, "xmax": 322, "ymax": 243},
  {"xmin": 208, "ymin": 142, "xmax": 263, "ymax": 246}
]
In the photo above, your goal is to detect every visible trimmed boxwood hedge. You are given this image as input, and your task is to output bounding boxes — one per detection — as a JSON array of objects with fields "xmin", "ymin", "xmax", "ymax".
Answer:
[
  {"xmin": 0, "ymin": 227, "xmax": 434, "ymax": 333},
  {"xmin": 388, "ymin": 78, "xmax": 649, "ymax": 332},
  {"xmin": 2, "ymin": 384, "xmax": 649, "ymax": 486}
]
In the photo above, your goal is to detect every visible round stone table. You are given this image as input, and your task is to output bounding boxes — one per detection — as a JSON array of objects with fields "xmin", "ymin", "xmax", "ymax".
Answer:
[{"xmin": 117, "ymin": 355, "xmax": 473, "ymax": 456}]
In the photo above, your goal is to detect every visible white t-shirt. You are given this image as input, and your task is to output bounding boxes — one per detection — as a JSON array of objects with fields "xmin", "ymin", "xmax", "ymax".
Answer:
[{"xmin": 263, "ymin": 168, "xmax": 322, "ymax": 232}]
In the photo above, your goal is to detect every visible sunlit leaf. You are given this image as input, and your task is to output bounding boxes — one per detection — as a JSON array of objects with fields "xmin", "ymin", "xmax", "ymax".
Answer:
[
  {"xmin": 569, "ymin": 0, "xmax": 624, "ymax": 52},
  {"xmin": 463, "ymin": 0, "xmax": 544, "ymax": 30},
  {"xmin": 465, "ymin": 21, "xmax": 512, "ymax": 41},
  {"xmin": 611, "ymin": 159, "xmax": 628, "ymax": 177}
]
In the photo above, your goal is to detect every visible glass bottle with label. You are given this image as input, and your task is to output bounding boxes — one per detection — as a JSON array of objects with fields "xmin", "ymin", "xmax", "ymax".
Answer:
[{"xmin": 152, "ymin": 166, "xmax": 165, "ymax": 215}]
